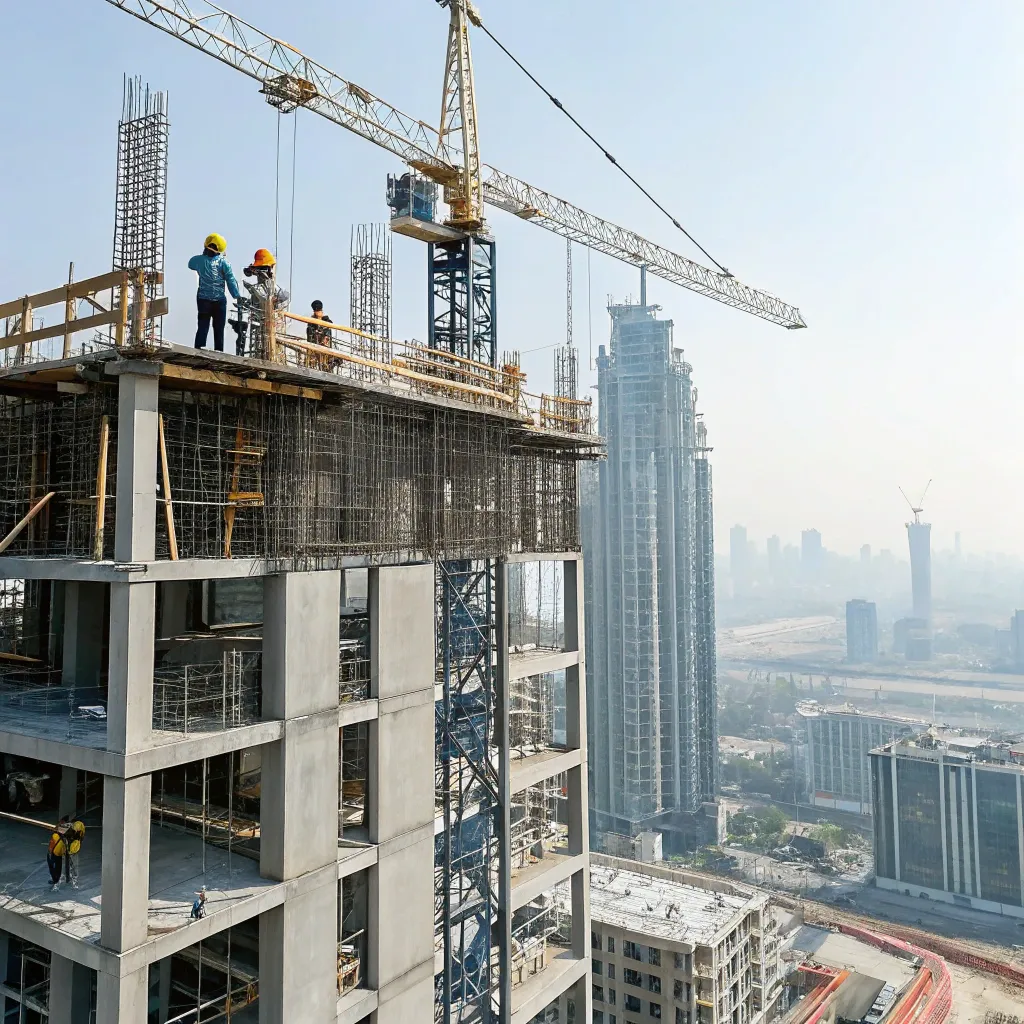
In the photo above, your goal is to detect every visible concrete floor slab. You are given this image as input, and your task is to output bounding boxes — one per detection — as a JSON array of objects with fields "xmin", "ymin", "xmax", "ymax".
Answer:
[{"xmin": 0, "ymin": 819, "xmax": 275, "ymax": 951}]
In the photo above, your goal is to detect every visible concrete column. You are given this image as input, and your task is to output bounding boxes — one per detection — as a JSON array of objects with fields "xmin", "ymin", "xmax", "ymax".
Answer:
[
  {"xmin": 258, "ymin": 570, "xmax": 340, "ymax": 1023},
  {"xmin": 949, "ymin": 768, "xmax": 961, "ymax": 893},
  {"xmin": 106, "ymin": 582, "xmax": 155, "ymax": 754},
  {"xmin": 58, "ymin": 766, "xmax": 78, "ymax": 820},
  {"xmin": 961, "ymin": 769, "xmax": 973, "ymax": 896},
  {"xmin": 368, "ymin": 564, "xmax": 435, "ymax": 1024},
  {"xmin": 158, "ymin": 580, "xmax": 190, "ymax": 638},
  {"xmin": 101, "ymin": 774, "xmax": 152, "ymax": 952},
  {"xmin": 48, "ymin": 955, "xmax": 93, "ymax": 1024},
  {"xmin": 158, "ymin": 958, "xmax": 172, "ymax": 1023},
  {"xmin": 0, "ymin": 930, "xmax": 7, "ymax": 985},
  {"xmin": 113, "ymin": 368, "xmax": 159, "ymax": 563},
  {"xmin": 61, "ymin": 581, "xmax": 106, "ymax": 687},
  {"xmin": 96, "ymin": 966, "xmax": 148, "ymax": 1023},
  {"xmin": 495, "ymin": 561, "xmax": 513, "ymax": 1021},
  {"xmin": 260, "ymin": 888, "xmax": 338, "ymax": 1024},
  {"xmin": 972, "ymin": 765, "xmax": 983, "ymax": 898}
]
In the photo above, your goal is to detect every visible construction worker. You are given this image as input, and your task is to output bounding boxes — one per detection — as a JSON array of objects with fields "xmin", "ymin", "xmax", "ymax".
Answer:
[
  {"xmin": 191, "ymin": 886, "xmax": 208, "ymax": 921},
  {"xmin": 305, "ymin": 299, "xmax": 334, "ymax": 369},
  {"xmin": 47, "ymin": 817, "xmax": 85, "ymax": 890},
  {"xmin": 241, "ymin": 249, "xmax": 289, "ymax": 358},
  {"xmin": 188, "ymin": 233, "xmax": 241, "ymax": 352}
]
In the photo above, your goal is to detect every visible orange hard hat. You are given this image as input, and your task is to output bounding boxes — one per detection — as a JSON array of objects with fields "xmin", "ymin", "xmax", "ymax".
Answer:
[{"xmin": 251, "ymin": 248, "xmax": 276, "ymax": 268}]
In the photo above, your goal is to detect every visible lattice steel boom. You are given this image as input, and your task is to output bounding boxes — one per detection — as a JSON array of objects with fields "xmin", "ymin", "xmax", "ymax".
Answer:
[{"xmin": 102, "ymin": 0, "xmax": 806, "ymax": 329}]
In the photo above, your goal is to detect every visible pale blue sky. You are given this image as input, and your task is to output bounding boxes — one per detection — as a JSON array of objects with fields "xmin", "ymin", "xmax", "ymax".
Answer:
[{"xmin": 2, "ymin": 2, "xmax": 1021, "ymax": 557}]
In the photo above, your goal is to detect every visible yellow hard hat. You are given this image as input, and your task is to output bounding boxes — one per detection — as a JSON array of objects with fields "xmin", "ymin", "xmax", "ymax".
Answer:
[
  {"xmin": 205, "ymin": 233, "xmax": 227, "ymax": 254},
  {"xmin": 251, "ymin": 248, "xmax": 276, "ymax": 268}
]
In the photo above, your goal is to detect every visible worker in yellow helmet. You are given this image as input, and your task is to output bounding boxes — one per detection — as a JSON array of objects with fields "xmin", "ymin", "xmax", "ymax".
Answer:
[
  {"xmin": 188, "ymin": 233, "xmax": 241, "ymax": 352},
  {"xmin": 47, "ymin": 816, "xmax": 86, "ymax": 890}
]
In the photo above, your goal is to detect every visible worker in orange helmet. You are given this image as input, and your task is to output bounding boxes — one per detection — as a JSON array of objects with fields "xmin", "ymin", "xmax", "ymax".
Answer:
[{"xmin": 239, "ymin": 249, "xmax": 290, "ymax": 358}]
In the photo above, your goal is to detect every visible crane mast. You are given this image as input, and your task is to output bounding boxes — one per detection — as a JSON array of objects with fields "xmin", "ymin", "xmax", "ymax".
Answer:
[{"xmin": 437, "ymin": 0, "xmax": 485, "ymax": 230}]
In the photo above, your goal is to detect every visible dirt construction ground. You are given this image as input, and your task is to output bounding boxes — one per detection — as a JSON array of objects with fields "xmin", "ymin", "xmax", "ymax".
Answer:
[{"xmin": 946, "ymin": 962, "xmax": 1024, "ymax": 1021}]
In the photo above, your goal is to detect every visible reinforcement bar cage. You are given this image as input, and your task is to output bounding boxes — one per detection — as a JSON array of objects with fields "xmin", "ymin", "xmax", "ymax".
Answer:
[{"xmin": 0, "ymin": 387, "xmax": 582, "ymax": 565}]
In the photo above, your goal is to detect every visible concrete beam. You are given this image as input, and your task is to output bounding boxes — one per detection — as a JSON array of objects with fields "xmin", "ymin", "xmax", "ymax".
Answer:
[{"xmin": 507, "ymin": 648, "xmax": 579, "ymax": 682}]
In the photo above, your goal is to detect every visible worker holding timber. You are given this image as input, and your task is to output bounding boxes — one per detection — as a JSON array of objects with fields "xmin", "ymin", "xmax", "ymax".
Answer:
[
  {"xmin": 240, "ymin": 249, "xmax": 289, "ymax": 358},
  {"xmin": 47, "ymin": 817, "xmax": 85, "ymax": 890},
  {"xmin": 188, "ymin": 233, "xmax": 241, "ymax": 353}
]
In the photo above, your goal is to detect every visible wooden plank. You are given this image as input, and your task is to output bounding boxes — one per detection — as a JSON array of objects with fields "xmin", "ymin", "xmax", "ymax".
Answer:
[
  {"xmin": 0, "ymin": 298, "xmax": 168, "ymax": 350},
  {"xmin": 223, "ymin": 426, "xmax": 245, "ymax": 559},
  {"xmin": 0, "ymin": 650, "xmax": 42, "ymax": 665},
  {"xmin": 0, "ymin": 492, "xmax": 55, "ymax": 555},
  {"xmin": 93, "ymin": 416, "xmax": 110, "ymax": 561},
  {"xmin": 280, "ymin": 335, "xmax": 516, "ymax": 405},
  {"xmin": 0, "ymin": 268, "xmax": 146, "ymax": 320},
  {"xmin": 158, "ymin": 415, "xmax": 179, "ymax": 561},
  {"xmin": 158, "ymin": 362, "xmax": 322, "ymax": 401}
]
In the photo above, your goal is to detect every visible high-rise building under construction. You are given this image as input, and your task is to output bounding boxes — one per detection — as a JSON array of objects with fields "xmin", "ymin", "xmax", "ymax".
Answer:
[
  {"xmin": 582, "ymin": 290, "xmax": 719, "ymax": 854},
  {"xmin": 907, "ymin": 521, "xmax": 932, "ymax": 623}
]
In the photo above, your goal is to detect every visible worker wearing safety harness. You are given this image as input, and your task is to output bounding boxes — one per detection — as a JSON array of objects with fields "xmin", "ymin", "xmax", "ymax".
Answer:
[
  {"xmin": 188, "ymin": 233, "xmax": 241, "ymax": 352},
  {"xmin": 47, "ymin": 817, "xmax": 85, "ymax": 890}
]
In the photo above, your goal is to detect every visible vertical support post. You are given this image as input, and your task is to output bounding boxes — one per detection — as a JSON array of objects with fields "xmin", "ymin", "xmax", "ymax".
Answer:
[
  {"xmin": 495, "ymin": 559, "xmax": 513, "ymax": 1023},
  {"xmin": 93, "ymin": 415, "xmax": 110, "ymax": 561},
  {"xmin": 114, "ymin": 270, "xmax": 130, "ymax": 347},
  {"xmin": 157, "ymin": 415, "xmax": 178, "ymax": 559},
  {"xmin": 63, "ymin": 262, "xmax": 75, "ymax": 359},
  {"xmin": 101, "ymin": 774, "xmax": 152, "ymax": 951}
]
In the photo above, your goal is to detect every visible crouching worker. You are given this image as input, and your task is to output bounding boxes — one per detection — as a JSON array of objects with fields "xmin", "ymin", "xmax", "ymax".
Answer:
[{"xmin": 188, "ymin": 233, "xmax": 241, "ymax": 352}]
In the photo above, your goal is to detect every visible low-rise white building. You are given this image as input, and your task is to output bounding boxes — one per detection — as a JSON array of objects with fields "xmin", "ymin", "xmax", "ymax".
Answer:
[{"xmin": 563, "ymin": 856, "xmax": 781, "ymax": 1024}]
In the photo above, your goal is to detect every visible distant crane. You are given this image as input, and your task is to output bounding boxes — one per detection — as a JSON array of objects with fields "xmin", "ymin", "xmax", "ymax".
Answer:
[{"xmin": 900, "ymin": 479, "xmax": 932, "ymax": 524}]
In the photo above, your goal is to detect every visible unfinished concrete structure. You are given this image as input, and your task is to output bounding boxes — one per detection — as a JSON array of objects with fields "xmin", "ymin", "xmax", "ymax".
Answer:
[
  {"xmin": 0, "ymin": 326, "xmax": 596, "ymax": 1024},
  {"xmin": 582, "ymin": 284, "xmax": 719, "ymax": 855}
]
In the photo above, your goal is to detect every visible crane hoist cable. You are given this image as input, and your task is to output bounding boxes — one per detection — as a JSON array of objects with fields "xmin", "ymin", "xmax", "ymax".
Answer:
[{"xmin": 475, "ymin": 18, "xmax": 732, "ymax": 277}]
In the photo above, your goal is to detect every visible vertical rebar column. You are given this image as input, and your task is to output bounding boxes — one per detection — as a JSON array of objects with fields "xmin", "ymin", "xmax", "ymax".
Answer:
[
  {"xmin": 350, "ymin": 224, "xmax": 392, "ymax": 366},
  {"xmin": 112, "ymin": 75, "xmax": 169, "ymax": 343},
  {"xmin": 554, "ymin": 344, "xmax": 579, "ymax": 430}
]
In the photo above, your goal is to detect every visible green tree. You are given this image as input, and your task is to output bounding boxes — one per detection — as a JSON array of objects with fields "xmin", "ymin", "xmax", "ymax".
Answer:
[{"xmin": 810, "ymin": 823, "xmax": 847, "ymax": 857}]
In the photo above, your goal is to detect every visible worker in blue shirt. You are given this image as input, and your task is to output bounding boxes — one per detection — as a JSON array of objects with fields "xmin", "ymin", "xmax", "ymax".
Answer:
[{"xmin": 187, "ymin": 233, "xmax": 241, "ymax": 352}]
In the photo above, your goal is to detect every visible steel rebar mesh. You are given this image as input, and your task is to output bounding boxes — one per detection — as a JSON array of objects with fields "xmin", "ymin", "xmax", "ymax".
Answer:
[
  {"xmin": 113, "ymin": 75, "xmax": 168, "ymax": 344},
  {"xmin": 508, "ymin": 560, "xmax": 565, "ymax": 651},
  {"xmin": 0, "ymin": 391, "xmax": 118, "ymax": 559},
  {"xmin": 350, "ymin": 224, "xmax": 392, "ymax": 372}
]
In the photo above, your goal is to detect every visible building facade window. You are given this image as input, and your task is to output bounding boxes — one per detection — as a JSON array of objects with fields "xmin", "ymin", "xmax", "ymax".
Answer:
[
  {"xmin": 593, "ymin": 985, "xmax": 605, "ymax": 1004},
  {"xmin": 624, "ymin": 968, "xmax": 642, "ymax": 987},
  {"xmin": 648, "ymin": 947, "xmax": 661, "ymax": 967},
  {"xmin": 594, "ymin": 959, "xmax": 603, "ymax": 976},
  {"xmin": 976, "ymin": 769, "xmax": 1023, "ymax": 906},
  {"xmin": 624, "ymin": 994, "xmax": 642, "ymax": 1014},
  {"xmin": 896, "ymin": 758, "xmax": 944, "ymax": 889},
  {"xmin": 623, "ymin": 940, "xmax": 642, "ymax": 961},
  {"xmin": 650, "ymin": 1003, "xmax": 662, "ymax": 1020},
  {"xmin": 593, "ymin": 930, "xmax": 602, "ymax": 949},
  {"xmin": 647, "ymin": 975, "xmax": 661, "ymax": 994},
  {"xmin": 608, "ymin": 964, "xmax": 616, "ymax": 980},
  {"xmin": 608, "ymin": 936, "xmax": 616, "ymax": 954}
]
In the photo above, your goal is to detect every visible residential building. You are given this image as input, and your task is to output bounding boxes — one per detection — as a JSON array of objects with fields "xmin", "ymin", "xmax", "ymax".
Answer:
[
  {"xmin": 797, "ymin": 703, "xmax": 921, "ymax": 816},
  {"xmin": 871, "ymin": 734, "xmax": 1024, "ymax": 916},
  {"xmin": 582, "ymin": 297, "xmax": 719, "ymax": 854},
  {"xmin": 800, "ymin": 530, "xmax": 822, "ymax": 578},
  {"xmin": 845, "ymin": 599, "xmax": 878, "ymax": 663},
  {"xmin": 580, "ymin": 856, "xmax": 782, "ymax": 1024}
]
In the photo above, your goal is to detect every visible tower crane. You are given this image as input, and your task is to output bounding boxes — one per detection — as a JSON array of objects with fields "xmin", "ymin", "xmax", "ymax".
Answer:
[
  {"xmin": 900, "ymin": 479, "xmax": 932, "ymax": 524},
  {"xmin": 102, "ymin": 0, "xmax": 808, "ymax": 366}
]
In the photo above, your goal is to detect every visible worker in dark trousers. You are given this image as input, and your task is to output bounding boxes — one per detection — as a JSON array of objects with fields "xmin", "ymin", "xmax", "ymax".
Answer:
[
  {"xmin": 188, "ymin": 233, "xmax": 241, "ymax": 352},
  {"xmin": 47, "ymin": 817, "xmax": 85, "ymax": 890},
  {"xmin": 305, "ymin": 299, "xmax": 334, "ymax": 369}
]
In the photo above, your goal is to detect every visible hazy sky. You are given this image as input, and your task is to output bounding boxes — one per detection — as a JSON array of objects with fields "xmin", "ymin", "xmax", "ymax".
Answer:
[{"xmin": 1, "ymin": 2, "xmax": 1021, "ymax": 557}]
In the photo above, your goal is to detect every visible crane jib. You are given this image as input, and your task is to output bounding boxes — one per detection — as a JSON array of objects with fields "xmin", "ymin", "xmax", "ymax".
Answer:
[{"xmin": 102, "ymin": 0, "xmax": 806, "ymax": 329}]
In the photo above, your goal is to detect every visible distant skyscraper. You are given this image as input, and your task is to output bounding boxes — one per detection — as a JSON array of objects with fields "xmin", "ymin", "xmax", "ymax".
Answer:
[
  {"xmin": 1011, "ymin": 611, "xmax": 1024, "ymax": 670},
  {"xmin": 730, "ymin": 524, "xmax": 749, "ymax": 593},
  {"xmin": 846, "ymin": 599, "xmax": 878, "ymax": 662},
  {"xmin": 766, "ymin": 535, "xmax": 781, "ymax": 579},
  {"xmin": 906, "ymin": 521, "xmax": 932, "ymax": 623},
  {"xmin": 955, "ymin": 531, "xmax": 962, "ymax": 558},
  {"xmin": 582, "ymin": 297, "xmax": 718, "ymax": 852},
  {"xmin": 860, "ymin": 544, "xmax": 871, "ymax": 565},
  {"xmin": 801, "ymin": 529, "xmax": 823, "ymax": 576}
]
